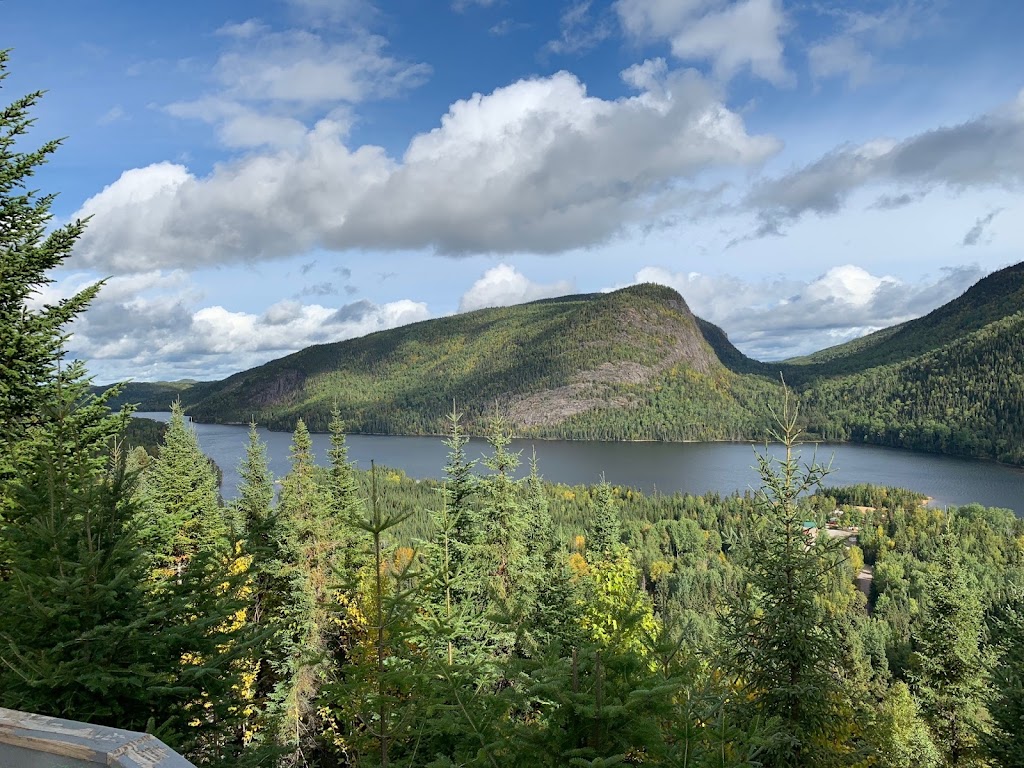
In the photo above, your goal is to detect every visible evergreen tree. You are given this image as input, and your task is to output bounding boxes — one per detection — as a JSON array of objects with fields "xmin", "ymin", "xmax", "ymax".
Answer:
[
  {"xmin": 0, "ymin": 368, "xmax": 254, "ymax": 763},
  {"xmin": 869, "ymin": 682, "xmax": 940, "ymax": 768},
  {"xmin": 0, "ymin": 51, "xmax": 101, "ymax": 515},
  {"xmin": 720, "ymin": 388, "xmax": 858, "ymax": 768},
  {"xmin": 910, "ymin": 540, "xmax": 989, "ymax": 767},
  {"xmin": 138, "ymin": 400, "xmax": 226, "ymax": 572},
  {"xmin": 327, "ymin": 464, "xmax": 425, "ymax": 767},
  {"xmin": 441, "ymin": 403, "xmax": 478, "ymax": 553},
  {"xmin": 985, "ymin": 589, "xmax": 1024, "ymax": 768},
  {"xmin": 233, "ymin": 421, "xmax": 281, "ymax": 747},
  {"xmin": 590, "ymin": 478, "xmax": 622, "ymax": 557},
  {"xmin": 472, "ymin": 413, "xmax": 532, "ymax": 654},
  {"xmin": 236, "ymin": 421, "xmax": 275, "ymax": 538},
  {"xmin": 267, "ymin": 418, "xmax": 347, "ymax": 765}
]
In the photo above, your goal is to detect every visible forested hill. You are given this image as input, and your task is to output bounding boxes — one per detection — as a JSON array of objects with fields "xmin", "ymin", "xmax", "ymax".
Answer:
[
  {"xmin": 781, "ymin": 261, "xmax": 1024, "ymax": 382},
  {"xmin": 111, "ymin": 284, "xmax": 783, "ymax": 441},
  {"xmin": 105, "ymin": 263, "xmax": 1024, "ymax": 464}
]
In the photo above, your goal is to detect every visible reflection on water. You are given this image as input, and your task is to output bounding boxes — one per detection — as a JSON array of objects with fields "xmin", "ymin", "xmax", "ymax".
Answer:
[{"xmin": 134, "ymin": 413, "xmax": 1023, "ymax": 514}]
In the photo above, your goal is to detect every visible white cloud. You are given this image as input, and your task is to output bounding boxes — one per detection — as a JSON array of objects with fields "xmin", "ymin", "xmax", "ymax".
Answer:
[
  {"xmin": 459, "ymin": 264, "xmax": 574, "ymax": 312},
  {"xmin": 616, "ymin": 0, "xmax": 790, "ymax": 84},
  {"xmin": 214, "ymin": 30, "xmax": 431, "ymax": 106},
  {"xmin": 545, "ymin": 1, "xmax": 613, "ymax": 56},
  {"xmin": 61, "ymin": 270, "xmax": 430, "ymax": 382},
  {"xmin": 453, "ymin": 0, "xmax": 500, "ymax": 10},
  {"xmin": 745, "ymin": 89, "xmax": 1024, "ymax": 235},
  {"xmin": 215, "ymin": 19, "xmax": 268, "ymax": 38},
  {"xmin": 807, "ymin": 36, "xmax": 873, "ymax": 87},
  {"xmin": 74, "ymin": 66, "xmax": 778, "ymax": 271},
  {"xmin": 97, "ymin": 105, "xmax": 125, "ymax": 125},
  {"xmin": 166, "ymin": 98, "xmax": 312, "ymax": 149},
  {"xmin": 808, "ymin": 2, "xmax": 932, "ymax": 87},
  {"xmin": 631, "ymin": 263, "xmax": 985, "ymax": 360}
]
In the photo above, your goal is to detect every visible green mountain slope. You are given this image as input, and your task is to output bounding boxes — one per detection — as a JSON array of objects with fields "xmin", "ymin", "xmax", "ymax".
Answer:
[
  {"xmin": 782, "ymin": 261, "xmax": 1024, "ymax": 382},
  {"xmin": 104, "ymin": 263, "xmax": 1024, "ymax": 465},
  {"xmin": 800, "ymin": 311, "xmax": 1024, "ymax": 464},
  {"xmin": 146, "ymin": 284, "xmax": 782, "ymax": 440}
]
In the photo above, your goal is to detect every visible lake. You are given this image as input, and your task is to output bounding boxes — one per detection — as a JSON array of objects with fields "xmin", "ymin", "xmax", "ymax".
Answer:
[{"xmin": 134, "ymin": 413, "xmax": 1024, "ymax": 514}]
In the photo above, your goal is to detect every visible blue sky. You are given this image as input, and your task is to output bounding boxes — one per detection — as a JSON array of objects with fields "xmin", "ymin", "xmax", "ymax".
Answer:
[{"xmin": 7, "ymin": 0, "xmax": 1024, "ymax": 382}]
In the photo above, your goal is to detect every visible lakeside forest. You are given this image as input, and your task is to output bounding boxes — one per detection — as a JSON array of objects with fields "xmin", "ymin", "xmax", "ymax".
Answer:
[
  {"xmin": 3, "ymin": 51, "xmax": 1024, "ymax": 768},
  {"xmin": 107, "ymin": 263, "xmax": 1024, "ymax": 467}
]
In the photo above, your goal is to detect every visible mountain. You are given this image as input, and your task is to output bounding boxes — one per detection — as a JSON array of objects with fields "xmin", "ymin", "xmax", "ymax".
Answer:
[
  {"xmin": 106, "ymin": 264, "xmax": 1024, "ymax": 465},
  {"xmin": 781, "ymin": 261, "xmax": 1024, "ymax": 382},
  {"xmin": 117, "ymin": 284, "xmax": 782, "ymax": 441},
  {"xmin": 799, "ymin": 310, "xmax": 1024, "ymax": 464}
]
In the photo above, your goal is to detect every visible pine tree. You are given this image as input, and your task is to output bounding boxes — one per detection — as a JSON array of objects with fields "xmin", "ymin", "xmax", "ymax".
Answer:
[
  {"xmin": 0, "ymin": 50, "xmax": 100, "ymax": 514},
  {"xmin": 137, "ymin": 400, "xmax": 226, "ymax": 572},
  {"xmin": 267, "ymin": 418, "xmax": 349, "ymax": 765},
  {"xmin": 720, "ymin": 388, "xmax": 857, "ymax": 768},
  {"xmin": 985, "ymin": 589, "xmax": 1024, "ymax": 768},
  {"xmin": 0, "ymin": 368, "xmax": 254, "ymax": 763},
  {"xmin": 910, "ymin": 540, "xmax": 989, "ymax": 767}
]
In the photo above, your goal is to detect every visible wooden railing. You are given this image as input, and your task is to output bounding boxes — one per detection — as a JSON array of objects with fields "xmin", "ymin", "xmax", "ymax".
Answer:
[{"xmin": 0, "ymin": 708, "xmax": 194, "ymax": 767}]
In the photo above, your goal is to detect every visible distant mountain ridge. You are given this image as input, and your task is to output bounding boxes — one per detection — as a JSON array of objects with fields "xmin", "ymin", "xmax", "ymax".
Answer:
[{"xmin": 106, "ymin": 263, "xmax": 1024, "ymax": 465}]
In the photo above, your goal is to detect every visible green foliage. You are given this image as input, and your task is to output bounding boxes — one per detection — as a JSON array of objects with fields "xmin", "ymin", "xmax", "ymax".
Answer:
[
  {"xmin": 868, "ymin": 682, "xmax": 940, "ymax": 768},
  {"xmin": 0, "ymin": 367, "xmax": 255, "ymax": 762},
  {"xmin": 135, "ymin": 401, "xmax": 227, "ymax": 570},
  {"xmin": 909, "ymin": 540, "xmax": 990, "ymax": 767},
  {"xmin": 720, "ymin": 390, "xmax": 859, "ymax": 768},
  {"xmin": 985, "ymin": 589, "xmax": 1024, "ymax": 768},
  {"xmin": 0, "ymin": 50, "xmax": 99, "ymax": 513}
]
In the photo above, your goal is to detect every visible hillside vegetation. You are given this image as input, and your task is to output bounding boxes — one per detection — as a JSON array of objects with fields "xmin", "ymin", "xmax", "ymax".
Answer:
[{"xmin": 108, "ymin": 263, "xmax": 1024, "ymax": 465}]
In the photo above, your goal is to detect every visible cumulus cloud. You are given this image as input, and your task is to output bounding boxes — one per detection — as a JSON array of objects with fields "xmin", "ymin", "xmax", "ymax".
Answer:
[
  {"xmin": 459, "ymin": 264, "xmax": 574, "ymax": 312},
  {"xmin": 631, "ymin": 263, "xmax": 985, "ymax": 360},
  {"xmin": 55, "ymin": 272, "xmax": 429, "ymax": 382},
  {"xmin": 74, "ymin": 65, "xmax": 778, "ymax": 271},
  {"xmin": 745, "ymin": 90, "xmax": 1024, "ymax": 235},
  {"xmin": 616, "ymin": 0, "xmax": 790, "ymax": 84}
]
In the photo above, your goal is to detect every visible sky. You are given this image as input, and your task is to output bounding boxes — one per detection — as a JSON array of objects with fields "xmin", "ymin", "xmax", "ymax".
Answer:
[{"xmin": 6, "ymin": 0, "xmax": 1024, "ymax": 383}]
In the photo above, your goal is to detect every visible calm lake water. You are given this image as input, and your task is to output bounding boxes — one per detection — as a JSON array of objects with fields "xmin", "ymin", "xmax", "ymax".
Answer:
[{"xmin": 134, "ymin": 413, "xmax": 1024, "ymax": 514}]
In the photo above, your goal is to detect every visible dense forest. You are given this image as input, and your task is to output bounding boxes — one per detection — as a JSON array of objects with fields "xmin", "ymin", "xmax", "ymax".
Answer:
[
  {"xmin": 105, "ymin": 263, "xmax": 1024, "ymax": 466},
  {"xmin": 3, "ymin": 52, "xmax": 1024, "ymax": 767}
]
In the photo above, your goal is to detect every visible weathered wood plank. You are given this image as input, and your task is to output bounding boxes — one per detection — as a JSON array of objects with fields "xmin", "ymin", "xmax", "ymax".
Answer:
[{"xmin": 0, "ymin": 708, "xmax": 195, "ymax": 767}]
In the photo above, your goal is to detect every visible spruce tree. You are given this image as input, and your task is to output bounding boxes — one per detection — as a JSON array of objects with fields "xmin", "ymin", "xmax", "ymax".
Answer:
[
  {"xmin": 137, "ymin": 400, "xmax": 226, "ymax": 572},
  {"xmin": 720, "ymin": 388, "xmax": 857, "ymax": 768},
  {"xmin": 0, "ymin": 50, "xmax": 99, "ymax": 514},
  {"xmin": 0, "ymin": 52, "xmax": 255, "ymax": 765},
  {"xmin": 473, "ymin": 413, "xmax": 531, "ymax": 654},
  {"xmin": 441, "ymin": 403, "xmax": 478, "ymax": 557},
  {"xmin": 0, "ymin": 369, "xmax": 254, "ymax": 763},
  {"xmin": 267, "ymin": 418, "xmax": 348, "ymax": 765},
  {"xmin": 590, "ymin": 478, "xmax": 622, "ymax": 557},
  {"xmin": 985, "ymin": 589, "xmax": 1024, "ymax": 768},
  {"xmin": 233, "ymin": 421, "xmax": 281, "ymax": 746},
  {"xmin": 910, "ymin": 540, "xmax": 989, "ymax": 767}
]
